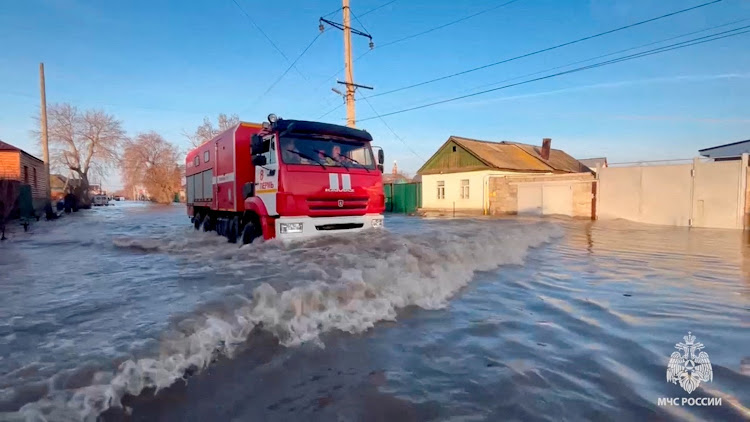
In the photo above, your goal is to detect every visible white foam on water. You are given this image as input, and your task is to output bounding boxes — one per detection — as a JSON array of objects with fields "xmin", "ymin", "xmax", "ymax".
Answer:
[{"xmin": 10, "ymin": 221, "xmax": 562, "ymax": 421}]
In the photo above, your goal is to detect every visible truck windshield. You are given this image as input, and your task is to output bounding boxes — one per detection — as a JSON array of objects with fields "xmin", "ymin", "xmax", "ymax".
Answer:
[{"xmin": 279, "ymin": 136, "xmax": 375, "ymax": 169}]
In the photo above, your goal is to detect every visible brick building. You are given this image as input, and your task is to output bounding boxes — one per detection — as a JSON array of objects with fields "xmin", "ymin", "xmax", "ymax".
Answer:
[{"xmin": 0, "ymin": 140, "xmax": 48, "ymax": 209}]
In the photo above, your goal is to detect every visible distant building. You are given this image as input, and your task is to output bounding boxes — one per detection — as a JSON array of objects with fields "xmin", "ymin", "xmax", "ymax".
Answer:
[
  {"xmin": 89, "ymin": 184, "xmax": 103, "ymax": 195},
  {"xmin": 699, "ymin": 139, "xmax": 750, "ymax": 160},
  {"xmin": 417, "ymin": 136, "xmax": 591, "ymax": 213},
  {"xmin": 382, "ymin": 160, "xmax": 410, "ymax": 184},
  {"xmin": 578, "ymin": 157, "xmax": 607, "ymax": 173},
  {"xmin": 0, "ymin": 140, "xmax": 48, "ymax": 208}
]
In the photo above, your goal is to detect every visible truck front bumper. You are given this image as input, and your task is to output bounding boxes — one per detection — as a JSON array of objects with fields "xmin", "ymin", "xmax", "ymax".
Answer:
[{"xmin": 275, "ymin": 214, "xmax": 384, "ymax": 240}]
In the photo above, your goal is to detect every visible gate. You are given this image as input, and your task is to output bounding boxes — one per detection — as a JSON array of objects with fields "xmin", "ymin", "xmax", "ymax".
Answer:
[
  {"xmin": 384, "ymin": 182, "xmax": 421, "ymax": 214},
  {"xmin": 516, "ymin": 182, "xmax": 575, "ymax": 216}
]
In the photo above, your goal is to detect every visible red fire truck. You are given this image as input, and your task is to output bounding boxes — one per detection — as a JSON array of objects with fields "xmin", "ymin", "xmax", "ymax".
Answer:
[{"xmin": 185, "ymin": 115, "xmax": 385, "ymax": 243}]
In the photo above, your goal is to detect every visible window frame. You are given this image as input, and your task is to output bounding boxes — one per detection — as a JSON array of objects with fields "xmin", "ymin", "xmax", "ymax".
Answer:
[
  {"xmin": 194, "ymin": 156, "xmax": 200, "ymax": 167},
  {"xmin": 460, "ymin": 179, "xmax": 469, "ymax": 199},
  {"xmin": 203, "ymin": 151, "xmax": 210, "ymax": 163},
  {"xmin": 437, "ymin": 180, "xmax": 445, "ymax": 200}
]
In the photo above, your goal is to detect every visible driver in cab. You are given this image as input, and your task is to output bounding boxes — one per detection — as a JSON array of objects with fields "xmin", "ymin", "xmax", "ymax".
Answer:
[
  {"xmin": 319, "ymin": 145, "xmax": 343, "ymax": 166},
  {"xmin": 282, "ymin": 139, "xmax": 310, "ymax": 164}
]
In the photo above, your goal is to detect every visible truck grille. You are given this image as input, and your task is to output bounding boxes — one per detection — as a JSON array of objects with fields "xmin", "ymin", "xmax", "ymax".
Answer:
[{"xmin": 307, "ymin": 197, "xmax": 368, "ymax": 212}]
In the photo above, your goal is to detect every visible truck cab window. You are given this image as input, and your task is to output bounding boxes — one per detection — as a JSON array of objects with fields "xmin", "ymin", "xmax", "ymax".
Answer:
[{"xmin": 263, "ymin": 135, "xmax": 277, "ymax": 164}]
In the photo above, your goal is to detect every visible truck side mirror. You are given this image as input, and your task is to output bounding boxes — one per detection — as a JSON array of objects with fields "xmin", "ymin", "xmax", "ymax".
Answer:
[
  {"xmin": 251, "ymin": 134, "xmax": 263, "ymax": 154},
  {"xmin": 252, "ymin": 154, "xmax": 267, "ymax": 166},
  {"xmin": 378, "ymin": 149, "xmax": 384, "ymax": 165}
]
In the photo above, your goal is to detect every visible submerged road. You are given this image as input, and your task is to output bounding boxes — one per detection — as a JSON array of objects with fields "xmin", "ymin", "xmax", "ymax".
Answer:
[{"xmin": 0, "ymin": 202, "xmax": 748, "ymax": 421}]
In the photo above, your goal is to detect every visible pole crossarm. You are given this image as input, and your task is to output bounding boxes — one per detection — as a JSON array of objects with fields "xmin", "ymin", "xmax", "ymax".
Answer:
[
  {"xmin": 336, "ymin": 80, "xmax": 373, "ymax": 90},
  {"xmin": 320, "ymin": 17, "xmax": 373, "ymax": 40}
]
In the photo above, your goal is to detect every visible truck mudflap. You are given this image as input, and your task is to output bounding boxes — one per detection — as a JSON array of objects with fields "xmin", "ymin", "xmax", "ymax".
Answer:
[{"xmin": 274, "ymin": 214, "xmax": 384, "ymax": 240}]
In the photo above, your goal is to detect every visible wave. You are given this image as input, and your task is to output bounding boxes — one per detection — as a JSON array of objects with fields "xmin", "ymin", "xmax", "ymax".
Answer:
[{"xmin": 12, "ymin": 220, "xmax": 562, "ymax": 421}]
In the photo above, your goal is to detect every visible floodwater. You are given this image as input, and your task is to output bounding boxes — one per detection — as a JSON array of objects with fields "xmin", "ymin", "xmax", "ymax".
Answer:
[{"xmin": 0, "ymin": 203, "xmax": 748, "ymax": 421}]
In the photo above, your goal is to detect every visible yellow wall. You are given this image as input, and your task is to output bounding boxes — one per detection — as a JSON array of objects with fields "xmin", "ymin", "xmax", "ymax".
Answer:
[{"xmin": 422, "ymin": 170, "xmax": 517, "ymax": 211}]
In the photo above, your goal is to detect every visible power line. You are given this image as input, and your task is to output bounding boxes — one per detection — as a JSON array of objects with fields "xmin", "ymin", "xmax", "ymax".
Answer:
[
  {"xmin": 378, "ymin": 0, "xmax": 522, "ymax": 50},
  {"xmin": 357, "ymin": 25, "xmax": 750, "ymax": 122},
  {"xmin": 322, "ymin": 6, "xmax": 341, "ymax": 18},
  {"xmin": 359, "ymin": 0, "xmax": 398, "ymax": 18},
  {"xmin": 451, "ymin": 17, "xmax": 750, "ymax": 101},
  {"xmin": 368, "ymin": 0, "xmax": 724, "ymax": 99},
  {"xmin": 256, "ymin": 31, "xmax": 324, "ymax": 101},
  {"xmin": 351, "ymin": 11, "xmax": 371, "ymax": 36},
  {"xmin": 359, "ymin": 93, "xmax": 426, "ymax": 162},
  {"xmin": 230, "ymin": 0, "xmax": 307, "ymax": 80},
  {"xmin": 318, "ymin": 101, "xmax": 345, "ymax": 120},
  {"xmin": 315, "ymin": 0, "xmax": 521, "ymax": 89}
]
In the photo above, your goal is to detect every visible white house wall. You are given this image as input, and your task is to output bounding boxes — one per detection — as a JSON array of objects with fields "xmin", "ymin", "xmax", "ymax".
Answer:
[{"xmin": 422, "ymin": 170, "xmax": 516, "ymax": 211}]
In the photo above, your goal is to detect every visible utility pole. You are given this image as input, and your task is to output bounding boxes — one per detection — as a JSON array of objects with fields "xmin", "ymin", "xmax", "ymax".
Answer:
[
  {"xmin": 342, "ymin": 0, "xmax": 356, "ymax": 128},
  {"xmin": 39, "ymin": 62, "xmax": 51, "ymax": 203},
  {"xmin": 320, "ymin": 2, "xmax": 373, "ymax": 128}
]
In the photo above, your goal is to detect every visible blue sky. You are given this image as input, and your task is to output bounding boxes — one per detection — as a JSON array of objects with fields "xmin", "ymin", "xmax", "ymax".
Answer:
[{"xmin": 1, "ymin": 0, "xmax": 749, "ymax": 189}]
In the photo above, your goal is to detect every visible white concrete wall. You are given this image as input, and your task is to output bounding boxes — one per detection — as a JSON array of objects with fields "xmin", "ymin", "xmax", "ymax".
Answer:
[
  {"xmin": 597, "ymin": 157, "xmax": 747, "ymax": 229},
  {"xmin": 692, "ymin": 160, "xmax": 743, "ymax": 229},
  {"xmin": 422, "ymin": 170, "xmax": 515, "ymax": 210}
]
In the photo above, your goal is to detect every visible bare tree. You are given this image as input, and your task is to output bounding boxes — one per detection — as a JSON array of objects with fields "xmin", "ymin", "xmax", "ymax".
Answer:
[
  {"xmin": 34, "ymin": 103, "xmax": 126, "ymax": 205},
  {"xmin": 121, "ymin": 132, "xmax": 182, "ymax": 204},
  {"xmin": 184, "ymin": 113, "xmax": 239, "ymax": 147}
]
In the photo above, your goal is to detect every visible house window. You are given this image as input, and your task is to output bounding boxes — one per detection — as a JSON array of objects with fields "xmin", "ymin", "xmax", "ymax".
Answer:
[
  {"xmin": 452, "ymin": 146, "xmax": 457, "ymax": 152},
  {"xmin": 437, "ymin": 181, "xmax": 445, "ymax": 199},
  {"xmin": 460, "ymin": 179, "xmax": 469, "ymax": 199},
  {"xmin": 33, "ymin": 168, "xmax": 37, "ymax": 188},
  {"xmin": 204, "ymin": 151, "xmax": 210, "ymax": 163},
  {"xmin": 23, "ymin": 166, "xmax": 29, "ymax": 184},
  {"xmin": 194, "ymin": 156, "xmax": 200, "ymax": 167}
]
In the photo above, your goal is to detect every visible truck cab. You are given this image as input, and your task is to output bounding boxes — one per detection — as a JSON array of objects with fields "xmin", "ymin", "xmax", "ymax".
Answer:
[{"xmin": 247, "ymin": 117, "xmax": 385, "ymax": 241}]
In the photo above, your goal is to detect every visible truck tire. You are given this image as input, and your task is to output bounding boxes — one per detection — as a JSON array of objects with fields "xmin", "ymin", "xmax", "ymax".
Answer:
[
  {"xmin": 227, "ymin": 217, "xmax": 239, "ymax": 244},
  {"xmin": 202, "ymin": 217, "xmax": 212, "ymax": 232},
  {"xmin": 193, "ymin": 213, "xmax": 202, "ymax": 230},
  {"xmin": 241, "ymin": 221, "xmax": 259, "ymax": 245}
]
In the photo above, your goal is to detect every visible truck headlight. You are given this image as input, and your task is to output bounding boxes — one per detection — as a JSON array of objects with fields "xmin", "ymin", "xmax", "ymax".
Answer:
[
  {"xmin": 371, "ymin": 218, "xmax": 384, "ymax": 228},
  {"xmin": 279, "ymin": 222, "xmax": 303, "ymax": 234}
]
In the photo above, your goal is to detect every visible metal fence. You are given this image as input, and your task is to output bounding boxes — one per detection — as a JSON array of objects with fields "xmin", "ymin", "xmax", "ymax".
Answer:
[{"xmin": 384, "ymin": 182, "xmax": 422, "ymax": 214}]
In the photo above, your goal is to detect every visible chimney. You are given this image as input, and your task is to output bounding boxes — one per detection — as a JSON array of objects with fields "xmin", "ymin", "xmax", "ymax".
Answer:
[{"xmin": 541, "ymin": 138, "xmax": 551, "ymax": 160}]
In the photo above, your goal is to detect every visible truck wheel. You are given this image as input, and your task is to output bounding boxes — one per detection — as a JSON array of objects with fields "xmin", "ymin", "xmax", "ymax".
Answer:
[
  {"xmin": 193, "ymin": 213, "xmax": 202, "ymax": 230},
  {"xmin": 202, "ymin": 217, "xmax": 212, "ymax": 232},
  {"xmin": 227, "ymin": 217, "xmax": 239, "ymax": 244},
  {"xmin": 241, "ymin": 221, "xmax": 258, "ymax": 245}
]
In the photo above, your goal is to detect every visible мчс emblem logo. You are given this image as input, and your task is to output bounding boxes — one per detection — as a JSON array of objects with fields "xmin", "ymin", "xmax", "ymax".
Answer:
[{"xmin": 666, "ymin": 332, "xmax": 713, "ymax": 394}]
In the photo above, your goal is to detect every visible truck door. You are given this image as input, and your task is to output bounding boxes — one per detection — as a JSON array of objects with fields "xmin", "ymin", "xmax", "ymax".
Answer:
[
  {"xmin": 255, "ymin": 133, "xmax": 279, "ymax": 215},
  {"xmin": 215, "ymin": 138, "xmax": 234, "ymax": 210}
]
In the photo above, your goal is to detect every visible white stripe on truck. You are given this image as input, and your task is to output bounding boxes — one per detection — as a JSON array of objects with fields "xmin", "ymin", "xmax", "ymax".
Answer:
[{"xmin": 329, "ymin": 173, "xmax": 339, "ymax": 191}]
